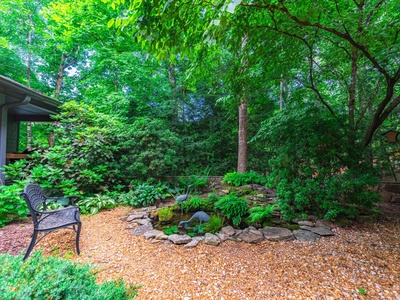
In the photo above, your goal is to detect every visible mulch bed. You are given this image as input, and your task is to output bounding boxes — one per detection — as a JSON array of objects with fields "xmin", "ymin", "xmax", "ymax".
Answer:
[{"xmin": 1, "ymin": 205, "xmax": 399, "ymax": 299}]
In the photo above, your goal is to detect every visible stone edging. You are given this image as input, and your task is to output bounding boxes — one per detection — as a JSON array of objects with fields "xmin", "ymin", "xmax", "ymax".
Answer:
[{"xmin": 122, "ymin": 207, "xmax": 335, "ymax": 248}]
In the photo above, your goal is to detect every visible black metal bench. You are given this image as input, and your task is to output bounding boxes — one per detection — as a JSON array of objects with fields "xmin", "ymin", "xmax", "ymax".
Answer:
[{"xmin": 20, "ymin": 184, "xmax": 82, "ymax": 260}]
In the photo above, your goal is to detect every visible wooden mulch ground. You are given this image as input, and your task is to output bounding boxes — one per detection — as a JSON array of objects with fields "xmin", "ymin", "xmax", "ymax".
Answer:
[{"xmin": 1, "ymin": 202, "xmax": 399, "ymax": 300}]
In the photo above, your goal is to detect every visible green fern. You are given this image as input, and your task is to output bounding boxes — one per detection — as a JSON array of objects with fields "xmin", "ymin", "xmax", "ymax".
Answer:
[
  {"xmin": 247, "ymin": 205, "xmax": 275, "ymax": 224},
  {"xmin": 214, "ymin": 193, "xmax": 247, "ymax": 226}
]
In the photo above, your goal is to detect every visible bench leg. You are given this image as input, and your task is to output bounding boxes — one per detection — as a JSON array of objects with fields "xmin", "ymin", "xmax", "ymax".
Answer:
[
  {"xmin": 75, "ymin": 222, "xmax": 82, "ymax": 255},
  {"xmin": 23, "ymin": 230, "xmax": 38, "ymax": 260}
]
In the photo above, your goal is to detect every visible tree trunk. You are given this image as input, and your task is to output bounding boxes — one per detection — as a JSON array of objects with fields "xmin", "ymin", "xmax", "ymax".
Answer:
[
  {"xmin": 237, "ymin": 35, "xmax": 249, "ymax": 173},
  {"xmin": 237, "ymin": 97, "xmax": 248, "ymax": 173},
  {"xmin": 54, "ymin": 54, "xmax": 66, "ymax": 98},
  {"xmin": 168, "ymin": 62, "xmax": 179, "ymax": 121}
]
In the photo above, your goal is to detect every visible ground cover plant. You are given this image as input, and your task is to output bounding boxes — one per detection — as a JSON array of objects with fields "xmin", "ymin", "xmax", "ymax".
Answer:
[{"xmin": 0, "ymin": 252, "xmax": 138, "ymax": 300}]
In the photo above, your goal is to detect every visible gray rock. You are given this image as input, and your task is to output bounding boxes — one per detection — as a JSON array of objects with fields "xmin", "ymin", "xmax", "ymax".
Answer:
[
  {"xmin": 259, "ymin": 226, "xmax": 295, "ymax": 242},
  {"xmin": 293, "ymin": 229, "xmax": 320, "ymax": 242},
  {"xmin": 298, "ymin": 220, "xmax": 315, "ymax": 227},
  {"xmin": 131, "ymin": 218, "xmax": 153, "ymax": 226},
  {"xmin": 239, "ymin": 227, "xmax": 264, "ymax": 244},
  {"xmin": 184, "ymin": 239, "xmax": 200, "ymax": 248},
  {"xmin": 168, "ymin": 234, "xmax": 192, "ymax": 245},
  {"xmin": 315, "ymin": 220, "xmax": 332, "ymax": 229},
  {"xmin": 184, "ymin": 237, "xmax": 204, "ymax": 248},
  {"xmin": 129, "ymin": 223, "xmax": 153, "ymax": 236},
  {"xmin": 217, "ymin": 233, "xmax": 229, "ymax": 242},
  {"xmin": 143, "ymin": 229, "xmax": 164, "ymax": 240},
  {"xmin": 227, "ymin": 235, "xmax": 243, "ymax": 242},
  {"xmin": 220, "ymin": 226, "xmax": 236, "ymax": 236},
  {"xmin": 300, "ymin": 225, "xmax": 314, "ymax": 231},
  {"xmin": 309, "ymin": 227, "xmax": 334, "ymax": 236},
  {"xmin": 204, "ymin": 233, "xmax": 221, "ymax": 246},
  {"xmin": 127, "ymin": 212, "xmax": 148, "ymax": 221},
  {"xmin": 155, "ymin": 232, "xmax": 169, "ymax": 240}
]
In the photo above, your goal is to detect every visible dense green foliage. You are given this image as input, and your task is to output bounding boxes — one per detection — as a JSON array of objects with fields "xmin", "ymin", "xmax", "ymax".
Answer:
[
  {"xmin": 214, "ymin": 193, "xmax": 248, "ymax": 227},
  {"xmin": 2, "ymin": 0, "xmax": 399, "ymax": 224},
  {"xmin": 181, "ymin": 196, "xmax": 213, "ymax": 213},
  {"xmin": 222, "ymin": 171, "xmax": 267, "ymax": 187},
  {"xmin": 118, "ymin": 182, "xmax": 169, "ymax": 207},
  {"xmin": 0, "ymin": 182, "xmax": 29, "ymax": 227},
  {"xmin": 246, "ymin": 205, "xmax": 275, "ymax": 225},
  {"xmin": 157, "ymin": 207, "xmax": 173, "ymax": 222},
  {"xmin": 78, "ymin": 194, "xmax": 118, "ymax": 215},
  {"xmin": 0, "ymin": 252, "xmax": 137, "ymax": 299},
  {"xmin": 203, "ymin": 215, "xmax": 225, "ymax": 234},
  {"xmin": 255, "ymin": 107, "xmax": 381, "ymax": 220}
]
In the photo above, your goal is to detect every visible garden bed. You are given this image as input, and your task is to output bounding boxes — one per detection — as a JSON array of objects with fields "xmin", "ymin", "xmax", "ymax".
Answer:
[{"xmin": 1, "ymin": 204, "xmax": 399, "ymax": 299}]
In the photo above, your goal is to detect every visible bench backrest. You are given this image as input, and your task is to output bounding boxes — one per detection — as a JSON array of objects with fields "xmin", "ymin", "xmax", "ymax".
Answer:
[{"xmin": 21, "ymin": 184, "xmax": 47, "ymax": 215}]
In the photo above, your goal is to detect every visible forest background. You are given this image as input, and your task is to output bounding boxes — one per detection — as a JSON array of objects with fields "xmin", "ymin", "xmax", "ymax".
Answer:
[{"xmin": 0, "ymin": 0, "xmax": 400, "ymax": 223}]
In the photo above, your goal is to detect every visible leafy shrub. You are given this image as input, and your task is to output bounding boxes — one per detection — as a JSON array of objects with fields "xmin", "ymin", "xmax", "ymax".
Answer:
[
  {"xmin": 4, "ymin": 102, "xmax": 121, "ymax": 196},
  {"xmin": 0, "ymin": 252, "xmax": 137, "ymax": 299},
  {"xmin": 0, "ymin": 182, "xmax": 29, "ymax": 227},
  {"xmin": 118, "ymin": 182, "xmax": 168, "ymax": 207},
  {"xmin": 222, "ymin": 171, "xmax": 267, "ymax": 187},
  {"xmin": 246, "ymin": 205, "xmax": 275, "ymax": 224},
  {"xmin": 254, "ymin": 107, "xmax": 381, "ymax": 220},
  {"xmin": 204, "ymin": 215, "xmax": 225, "ymax": 234},
  {"xmin": 78, "ymin": 194, "xmax": 117, "ymax": 215},
  {"xmin": 214, "ymin": 193, "xmax": 248, "ymax": 227},
  {"xmin": 163, "ymin": 225, "xmax": 179, "ymax": 235},
  {"xmin": 181, "ymin": 196, "xmax": 213, "ymax": 212},
  {"xmin": 207, "ymin": 192, "xmax": 220, "ymax": 204},
  {"xmin": 158, "ymin": 207, "xmax": 173, "ymax": 222},
  {"xmin": 178, "ymin": 170, "xmax": 210, "ymax": 191},
  {"xmin": 115, "ymin": 118, "xmax": 181, "ymax": 181}
]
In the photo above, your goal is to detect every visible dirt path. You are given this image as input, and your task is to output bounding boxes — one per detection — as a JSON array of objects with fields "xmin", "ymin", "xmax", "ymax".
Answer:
[{"xmin": 1, "ymin": 206, "xmax": 400, "ymax": 299}]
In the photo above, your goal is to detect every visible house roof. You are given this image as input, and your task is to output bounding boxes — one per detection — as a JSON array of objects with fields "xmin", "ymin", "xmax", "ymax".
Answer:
[{"xmin": 0, "ymin": 75, "xmax": 61, "ymax": 121}]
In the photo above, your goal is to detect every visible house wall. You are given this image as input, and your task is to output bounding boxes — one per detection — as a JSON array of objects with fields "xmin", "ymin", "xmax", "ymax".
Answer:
[{"xmin": 6, "ymin": 119, "xmax": 19, "ymax": 152}]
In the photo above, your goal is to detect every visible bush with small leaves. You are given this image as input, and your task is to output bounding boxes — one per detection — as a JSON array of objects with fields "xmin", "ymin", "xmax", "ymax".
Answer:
[
  {"xmin": 158, "ymin": 207, "xmax": 173, "ymax": 222},
  {"xmin": 0, "ymin": 252, "xmax": 138, "ymax": 299}
]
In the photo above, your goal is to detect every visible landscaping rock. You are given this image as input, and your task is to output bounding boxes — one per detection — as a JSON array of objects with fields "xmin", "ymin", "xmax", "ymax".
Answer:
[
  {"xmin": 155, "ymin": 232, "xmax": 169, "ymax": 240},
  {"xmin": 184, "ymin": 237, "xmax": 204, "ymax": 248},
  {"xmin": 216, "ymin": 233, "xmax": 229, "ymax": 242},
  {"xmin": 131, "ymin": 218, "xmax": 153, "ymax": 226},
  {"xmin": 298, "ymin": 220, "xmax": 315, "ymax": 227},
  {"xmin": 127, "ymin": 212, "xmax": 148, "ymax": 221},
  {"xmin": 301, "ymin": 226, "xmax": 334, "ymax": 236},
  {"xmin": 168, "ymin": 234, "xmax": 192, "ymax": 245},
  {"xmin": 239, "ymin": 227, "xmax": 264, "ymax": 244},
  {"xmin": 144, "ymin": 230, "xmax": 164, "ymax": 240},
  {"xmin": 220, "ymin": 226, "xmax": 236, "ymax": 236},
  {"xmin": 259, "ymin": 226, "xmax": 295, "ymax": 241},
  {"xmin": 204, "ymin": 233, "xmax": 221, "ymax": 246},
  {"xmin": 316, "ymin": 220, "xmax": 332, "ymax": 229},
  {"xmin": 311, "ymin": 227, "xmax": 335, "ymax": 236},
  {"xmin": 292, "ymin": 229, "xmax": 320, "ymax": 242},
  {"xmin": 227, "ymin": 235, "xmax": 243, "ymax": 242},
  {"xmin": 130, "ymin": 223, "xmax": 154, "ymax": 236}
]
